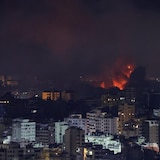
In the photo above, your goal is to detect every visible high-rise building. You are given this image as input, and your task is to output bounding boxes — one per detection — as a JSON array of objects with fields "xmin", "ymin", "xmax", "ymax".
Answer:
[
  {"xmin": 86, "ymin": 109, "xmax": 101, "ymax": 133},
  {"xmin": 55, "ymin": 121, "xmax": 68, "ymax": 144},
  {"xmin": 118, "ymin": 103, "xmax": 135, "ymax": 134},
  {"xmin": 86, "ymin": 109, "xmax": 119, "ymax": 135},
  {"xmin": 125, "ymin": 87, "xmax": 136, "ymax": 105},
  {"xmin": 142, "ymin": 120, "xmax": 160, "ymax": 146},
  {"xmin": 12, "ymin": 119, "xmax": 36, "ymax": 147},
  {"xmin": 123, "ymin": 119, "xmax": 141, "ymax": 138},
  {"xmin": 64, "ymin": 114, "xmax": 87, "ymax": 134},
  {"xmin": 64, "ymin": 127, "xmax": 85, "ymax": 158},
  {"xmin": 96, "ymin": 116, "xmax": 119, "ymax": 135},
  {"xmin": 66, "ymin": 112, "xmax": 118, "ymax": 136},
  {"xmin": 36, "ymin": 123, "xmax": 54, "ymax": 146}
]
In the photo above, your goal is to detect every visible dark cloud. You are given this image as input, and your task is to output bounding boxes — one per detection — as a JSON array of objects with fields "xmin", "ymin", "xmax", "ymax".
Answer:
[{"xmin": 0, "ymin": 0, "xmax": 160, "ymax": 86}]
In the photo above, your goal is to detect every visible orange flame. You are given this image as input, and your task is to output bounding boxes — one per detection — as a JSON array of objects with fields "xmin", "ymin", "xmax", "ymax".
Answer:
[
  {"xmin": 112, "ymin": 64, "xmax": 134, "ymax": 90},
  {"xmin": 113, "ymin": 79, "xmax": 127, "ymax": 90}
]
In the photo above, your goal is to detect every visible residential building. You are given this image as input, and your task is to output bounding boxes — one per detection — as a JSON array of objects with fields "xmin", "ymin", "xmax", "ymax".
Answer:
[
  {"xmin": 64, "ymin": 126, "xmax": 85, "ymax": 158},
  {"xmin": 85, "ymin": 133, "xmax": 121, "ymax": 154},
  {"xmin": 36, "ymin": 123, "xmax": 54, "ymax": 146},
  {"xmin": 118, "ymin": 103, "xmax": 135, "ymax": 134},
  {"xmin": 86, "ymin": 109, "xmax": 118, "ymax": 135},
  {"xmin": 64, "ymin": 114, "xmax": 87, "ymax": 134},
  {"xmin": 86, "ymin": 110, "xmax": 101, "ymax": 133},
  {"xmin": 142, "ymin": 120, "xmax": 160, "ymax": 145},
  {"xmin": 55, "ymin": 121, "xmax": 68, "ymax": 144},
  {"xmin": 12, "ymin": 119, "xmax": 36, "ymax": 147},
  {"xmin": 0, "ymin": 143, "xmax": 42, "ymax": 160},
  {"xmin": 96, "ymin": 116, "xmax": 119, "ymax": 135}
]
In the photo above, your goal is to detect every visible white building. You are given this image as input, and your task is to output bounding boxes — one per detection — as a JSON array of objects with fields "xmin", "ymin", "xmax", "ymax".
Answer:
[
  {"xmin": 55, "ymin": 121, "xmax": 68, "ymax": 144},
  {"xmin": 96, "ymin": 117, "xmax": 119, "ymax": 135},
  {"xmin": 64, "ymin": 114, "xmax": 87, "ymax": 134},
  {"xmin": 85, "ymin": 134, "xmax": 121, "ymax": 154},
  {"xmin": 12, "ymin": 119, "xmax": 36, "ymax": 146},
  {"xmin": 86, "ymin": 110, "xmax": 101, "ymax": 133},
  {"xmin": 86, "ymin": 109, "xmax": 119, "ymax": 135}
]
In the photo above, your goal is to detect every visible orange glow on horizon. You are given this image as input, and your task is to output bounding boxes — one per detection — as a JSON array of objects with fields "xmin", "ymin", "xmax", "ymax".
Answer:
[{"xmin": 100, "ymin": 81, "xmax": 105, "ymax": 89}]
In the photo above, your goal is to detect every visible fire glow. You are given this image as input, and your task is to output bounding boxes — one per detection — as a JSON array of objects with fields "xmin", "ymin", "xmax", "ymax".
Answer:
[
  {"xmin": 100, "ymin": 81, "xmax": 105, "ymax": 89},
  {"xmin": 99, "ymin": 63, "xmax": 135, "ymax": 90},
  {"xmin": 112, "ymin": 64, "xmax": 134, "ymax": 90}
]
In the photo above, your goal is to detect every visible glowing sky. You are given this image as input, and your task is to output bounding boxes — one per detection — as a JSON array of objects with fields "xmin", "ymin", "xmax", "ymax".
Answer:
[{"xmin": 1, "ymin": 0, "xmax": 160, "ymax": 84}]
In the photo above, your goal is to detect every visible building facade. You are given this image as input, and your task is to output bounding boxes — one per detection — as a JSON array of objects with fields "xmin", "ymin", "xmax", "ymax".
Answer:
[
  {"xmin": 36, "ymin": 123, "xmax": 54, "ymax": 146},
  {"xmin": 64, "ymin": 114, "xmax": 87, "ymax": 134},
  {"xmin": 96, "ymin": 117, "xmax": 119, "ymax": 135},
  {"xmin": 64, "ymin": 126, "xmax": 85, "ymax": 158},
  {"xmin": 55, "ymin": 121, "xmax": 68, "ymax": 144},
  {"xmin": 86, "ymin": 109, "xmax": 118, "ymax": 135},
  {"xmin": 12, "ymin": 119, "xmax": 36, "ymax": 146},
  {"xmin": 85, "ymin": 133, "xmax": 121, "ymax": 154},
  {"xmin": 118, "ymin": 103, "xmax": 135, "ymax": 134},
  {"xmin": 142, "ymin": 120, "xmax": 160, "ymax": 145}
]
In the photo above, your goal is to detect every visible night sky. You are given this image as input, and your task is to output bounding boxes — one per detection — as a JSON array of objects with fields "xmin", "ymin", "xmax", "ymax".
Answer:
[{"xmin": 1, "ymin": 0, "xmax": 160, "ymax": 84}]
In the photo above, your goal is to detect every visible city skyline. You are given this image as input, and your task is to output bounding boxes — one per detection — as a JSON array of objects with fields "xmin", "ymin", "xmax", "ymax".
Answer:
[{"xmin": 1, "ymin": 0, "xmax": 160, "ymax": 85}]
